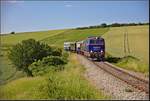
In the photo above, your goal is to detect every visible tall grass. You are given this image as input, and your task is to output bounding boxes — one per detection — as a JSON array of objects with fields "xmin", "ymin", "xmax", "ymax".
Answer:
[
  {"xmin": 0, "ymin": 77, "xmax": 48, "ymax": 99},
  {"xmin": 0, "ymin": 53, "xmax": 109, "ymax": 100},
  {"xmin": 115, "ymin": 56, "xmax": 149, "ymax": 76},
  {"xmin": 102, "ymin": 25, "xmax": 149, "ymax": 64},
  {"xmin": 103, "ymin": 25, "xmax": 149, "ymax": 74},
  {"xmin": 45, "ymin": 53, "xmax": 109, "ymax": 99}
]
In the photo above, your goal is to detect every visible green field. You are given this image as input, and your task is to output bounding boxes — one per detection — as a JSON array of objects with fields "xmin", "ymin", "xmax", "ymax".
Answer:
[
  {"xmin": 0, "ymin": 25, "xmax": 149, "ymax": 99},
  {"xmin": 42, "ymin": 28, "xmax": 109, "ymax": 48},
  {"xmin": 102, "ymin": 25, "xmax": 149, "ymax": 64},
  {"xmin": 0, "ymin": 27, "xmax": 108, "ymax": 84},
  {"xmin": 0, "ymin": 54, "xmax": 109, "ymax": 99},
  {"xmin": 1, "ymin": 29, "xmax": 66, "ymax": 46}
]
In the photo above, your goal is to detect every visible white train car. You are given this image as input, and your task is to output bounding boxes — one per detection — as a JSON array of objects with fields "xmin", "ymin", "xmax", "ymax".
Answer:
[{"xmin": 64, "ymin": 42, "xmax": 71, "ymax": 51}]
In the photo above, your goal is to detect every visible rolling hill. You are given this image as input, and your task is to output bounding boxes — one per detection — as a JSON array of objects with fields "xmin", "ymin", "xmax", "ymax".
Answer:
[
  {"xmin": 0, "ymin": 25, "xmax": 149, "ymax": 83},
  {"xmin": 0, "ymin": 25, "xmax": 149, "ymax": 99}
]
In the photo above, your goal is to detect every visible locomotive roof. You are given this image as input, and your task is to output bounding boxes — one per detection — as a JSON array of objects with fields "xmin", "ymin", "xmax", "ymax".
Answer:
[{"xmin": 87, "ymin": 36, "xmax": 104, "ymax": 40}]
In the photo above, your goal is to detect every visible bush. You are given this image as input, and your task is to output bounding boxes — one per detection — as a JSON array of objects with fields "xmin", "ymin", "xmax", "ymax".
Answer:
[
  {"xmin": 51, "ymin": 47, "xmax": 62, "ymax": 56},
  {"xmin": 10, "ymin": 32, "xmax": 15, "ymax": 34},
  {"xmin": 8, "ymin": 39, "xmax": 53, "ymax": 76},
  {"xmin": 42, "ymin": 56, "xmax": 67, "ymax": 66},
  {"xmin": 28, "ymin": 55, "xmax": 68, "ymax": 76}
]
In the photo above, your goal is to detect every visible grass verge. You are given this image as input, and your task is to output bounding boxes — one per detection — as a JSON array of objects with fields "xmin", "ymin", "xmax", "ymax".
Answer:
[{"xmin": 0, "ymin": 53, "xmax": 109, "ymax": 100}]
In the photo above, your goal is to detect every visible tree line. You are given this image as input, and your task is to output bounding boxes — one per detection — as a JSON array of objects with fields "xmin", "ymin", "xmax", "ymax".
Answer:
[{"xmin": 76, "ymin": 22, "xmax": 149, "ymax": 30}]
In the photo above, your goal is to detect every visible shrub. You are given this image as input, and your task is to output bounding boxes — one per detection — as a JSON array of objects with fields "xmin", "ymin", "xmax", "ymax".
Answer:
[
  {"xmin": 51, "ymin": 47, "xmax": 62, "ymax": 56},
  {"xmin": 42, "ymin": 56, "xmax": 66, "ymax": 66},
  {"xmin": 10, "ymin": 32, "xmax": 15, "ymax": 34},
  {"xmin": 8, "ymin": 39, "xmax": 53, "ymax": 76},
  {"xmin": 28, "ymin": 55, "xmax": 68, "ymax": 76}
]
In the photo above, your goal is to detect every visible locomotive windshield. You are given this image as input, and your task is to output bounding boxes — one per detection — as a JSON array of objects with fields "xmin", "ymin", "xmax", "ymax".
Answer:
[{"xmin": 89, "ymin": 39, "xmax": 104, "ymax": 45}]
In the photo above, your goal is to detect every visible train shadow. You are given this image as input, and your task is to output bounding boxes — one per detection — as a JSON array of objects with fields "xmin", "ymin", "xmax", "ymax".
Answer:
[
  {"xmin": 87, "ymin": 57, "xmax": 121, "ymax": 63},
  {"xmin": 105, "ymin": 56, "xmax": 121, "ymax": 63}
]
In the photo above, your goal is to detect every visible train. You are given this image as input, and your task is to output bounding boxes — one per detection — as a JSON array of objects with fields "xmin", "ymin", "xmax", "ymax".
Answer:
[{"xmin": 64, "ymin": 36, "xmax": 105, "ymax": 61}]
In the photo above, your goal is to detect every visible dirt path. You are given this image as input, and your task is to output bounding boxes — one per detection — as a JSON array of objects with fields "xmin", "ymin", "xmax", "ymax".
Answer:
[{"xmin": 77, "ymin": 54, "xmax": 149, "ymax": 100}]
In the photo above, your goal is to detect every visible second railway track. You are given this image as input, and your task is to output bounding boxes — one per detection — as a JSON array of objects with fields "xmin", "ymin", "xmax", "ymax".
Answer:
[{"xmin": 92, "ymin": 61, "xmax": 149, "ymax": 94}]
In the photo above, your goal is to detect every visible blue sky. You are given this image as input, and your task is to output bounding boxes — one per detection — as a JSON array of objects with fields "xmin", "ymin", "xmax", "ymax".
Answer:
[{"xmin": 1, "ymin": 0, "xmax": 149, "ymax": 34}]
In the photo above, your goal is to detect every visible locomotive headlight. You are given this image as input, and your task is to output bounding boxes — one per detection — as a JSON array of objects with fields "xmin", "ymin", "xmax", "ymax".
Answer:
[
  {"xmin": 100, "ymin": 50, "xmax": 103, "ymax": 53},
  {"xmin": 90, "ymin": 50, "xmax": 93, "ymax": 53}
]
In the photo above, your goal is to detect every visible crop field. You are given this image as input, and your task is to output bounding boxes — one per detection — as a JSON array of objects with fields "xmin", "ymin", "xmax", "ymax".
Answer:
[
  {"xmin": 102, "ymin": 25, "xmax": 149, "ymax": 64},
  {"xmin": 42, "ymin": 28, "xmax": 109, "ymax": 48},
  {"xmin": 0, "ymin": 27, "xmax": 109, "ymax": 85},
  {"xmin": 1, "ymin": 29, "xmax": 66, "ymax": 46},
  {"xmin": 0, "ymin": 25, "xmax": 149, "ymax": 83},
  {"xmin": 0, "ymin": 25, "xmax": 149, "ymax": 99}
]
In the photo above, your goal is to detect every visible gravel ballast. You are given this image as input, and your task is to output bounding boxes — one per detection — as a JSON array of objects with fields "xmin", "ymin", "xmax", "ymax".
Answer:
[{"xmin": 77, "ymin": 54, "xmax": 149, "ymax": 100}]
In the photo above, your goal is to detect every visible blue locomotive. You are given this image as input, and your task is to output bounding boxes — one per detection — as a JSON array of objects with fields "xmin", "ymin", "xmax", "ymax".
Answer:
[
  {"xmin": 80, "ymin": 36, "xmax": 105, "ymax": 61},
  {"xmin": 64, "ymin": 36, "xmax": 105, "ymax": 61}
]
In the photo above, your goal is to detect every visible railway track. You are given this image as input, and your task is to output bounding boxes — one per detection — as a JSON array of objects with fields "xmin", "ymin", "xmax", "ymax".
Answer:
[{"xmin": 91, "ymin": 61, "xmax": 149, "ymax": 94}]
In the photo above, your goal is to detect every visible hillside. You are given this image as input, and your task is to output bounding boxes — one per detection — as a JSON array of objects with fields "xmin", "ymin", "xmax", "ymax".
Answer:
[
  {"xmin": 0, "ymin": 25, "xmax": 149, "ymax": 81},
  {"xmin": 0, "ymin": 25, "xmax": 149, "ymax": 99},
  {"xmin": 102, "ymin": 25, "xmax": 149, "ymax": 64},
  {"xmin": 0, "ymin": 27, "xmax": 109, "ymax": 84},
  {"xmin": 1, "ymin": 29, "xmax": 67, "ymax": 46}
]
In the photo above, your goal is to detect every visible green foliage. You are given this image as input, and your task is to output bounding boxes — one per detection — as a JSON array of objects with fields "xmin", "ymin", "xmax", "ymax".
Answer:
[
  {"xmin": 0, "ymin": 46, "xmax": 26, "ymax": 85},
  {"xmin": 101, "ymin": 23, "xmax": 107, "ymax": 27},
  {"xmin": 46, "ymin": 71, "xmax": 101, "ymax": 99},
  {"xmin": 0, "ymin": 77, "xmax": 49, "ymax": 99},
  {"xmin": 8, "ymin": 39, "xmax": 53, "ymax": 76},
  {"xmin": 116, "ymin": 56, "xmax": 149, "ymax": 75},
  {"xmin": 28, "ymin": 52, "xmax": 68, "ymax": 76},
  {"xmin": 76, "ymin": 22, "xmax": 149, "ymax": 29},
  {"xmin": 10, "ymin": 32, "xmax": 15, "ymax": 34},
  {"xmin": 45, "ymin": 54, "xmax": 108, "ymax": 100},
  {"xmin": 51, "ymin": 47, "xmax": 62, "ymax": 56},
  {"xmin": 0, "ymin": 54, "xmax": 109, "ymax": 100}
]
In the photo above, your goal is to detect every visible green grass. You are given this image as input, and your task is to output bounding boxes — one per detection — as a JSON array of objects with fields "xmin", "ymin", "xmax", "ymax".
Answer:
[
  {"xmin": 0, "ymin": 29, "xmax": 66, "ymax": 83},
  {"xmin": 102, "ymin": 25, "xmax": 149, "ymax": 74},
  {"xmin": 115, "ymin": 56, "xmax": 149, "ymax": 75},
  {"xmin": 0, "ymin": 77, "xmax": 48, "ymax": 99},
  {"xmin": 102, "ymin": 25, "xmax": 149, "ymax": 64},
  {"xmin": 0, "ymin": 27, "xmax": 109, "ymax": 83},
  {"xmin": 0, "ymin": 46, "xmax": 26, "ymax": 85},
  {"xmin": 0, "ymin": 53, "xmax": 109, "ymax": 100},
  {"xmin": 0, "ymin": 25, "xmax": 149, "ymax": 99},
  {"xmin": 42, "ymin": 28, "xmax": 109, "ymax": 48},
  {"xmin": 1, "ymin": 29, "xmax": 67, "ymax": 46}
]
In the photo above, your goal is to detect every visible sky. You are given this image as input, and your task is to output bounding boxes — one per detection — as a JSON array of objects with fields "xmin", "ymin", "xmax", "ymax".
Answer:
[{"xmin": 1, "ymin": 0, "xmax": 149, "ymax": 34}]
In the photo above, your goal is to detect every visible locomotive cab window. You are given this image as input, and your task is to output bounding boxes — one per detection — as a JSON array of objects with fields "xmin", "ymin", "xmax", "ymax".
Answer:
[{"xmin": 90, "ymin": 39, "xmax": 104, "ymax": 44}]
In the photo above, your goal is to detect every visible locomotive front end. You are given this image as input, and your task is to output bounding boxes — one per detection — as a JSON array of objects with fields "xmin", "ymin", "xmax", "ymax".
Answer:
[{"xmin": 89, "ymin": 37, "xmax": 105, "ymax": 61}]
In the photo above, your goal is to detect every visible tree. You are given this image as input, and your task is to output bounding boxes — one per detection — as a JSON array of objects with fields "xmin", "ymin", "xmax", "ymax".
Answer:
[
  {"xmin": 101, "ymin": 23, "xmax": 107, "ymax": 27},
  {"xmin": 10, "ymin": 32, "xmax": 15, "ymax": 34},
  {"xmin": 8, "ymin": 39, "xmax": 53, "ymax": 76}
]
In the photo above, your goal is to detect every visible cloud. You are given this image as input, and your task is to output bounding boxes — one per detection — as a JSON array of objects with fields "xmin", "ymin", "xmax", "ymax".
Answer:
[
  {"xmin": 65, "ymin": 4, "xmax": 73, "ymax": 7},
  {"xmin": 6, "ymin": 0, "xmax": 24, "ymax": 4}
]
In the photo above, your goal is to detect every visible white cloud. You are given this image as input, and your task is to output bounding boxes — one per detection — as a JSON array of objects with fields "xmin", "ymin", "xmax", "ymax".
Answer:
[
  {"xmin": 7, "ymin": 0, "xmax": 24, "ymax": 4},
  {"xmin": 65, "ymin": 4, "xmax": 72, "ymax": 7}
]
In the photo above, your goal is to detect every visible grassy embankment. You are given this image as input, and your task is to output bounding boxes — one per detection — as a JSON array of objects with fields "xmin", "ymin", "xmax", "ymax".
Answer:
[
  {"xmin": 0, "ymin": 28, "xmax": 109, "ymax": 99},
  {"xmin": 0, "ymin": 25, "xmax": 149, "ymax": 99},
  {"xmin": 0, "ymin": 29, "xmax": 67, "ymax": 84},
  {"xmin": 102, "ymin": 25, "xmax": 149, "ymax": 75},
  {"xmin": 0, "ymin": 54, "xmax": 109, "ymax": 99}
]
